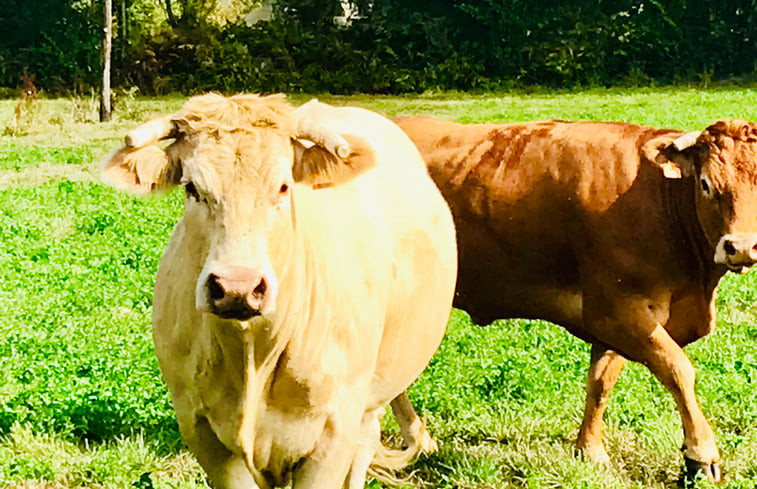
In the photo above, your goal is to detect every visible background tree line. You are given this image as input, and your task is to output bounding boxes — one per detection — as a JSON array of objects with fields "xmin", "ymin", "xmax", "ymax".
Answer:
[{"xmin": 1, "ymin": 0, "xmax": 756, "ymax": 95}]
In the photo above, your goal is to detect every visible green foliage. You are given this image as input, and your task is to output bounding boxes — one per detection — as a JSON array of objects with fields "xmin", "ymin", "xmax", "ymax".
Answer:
[
  {"xmin": 0, "ymin": 0, "xmax": 101, "ymax": 91},
  {"xmin": 2, "ymin": 0, "xmax": 757, "ymax": 94}
]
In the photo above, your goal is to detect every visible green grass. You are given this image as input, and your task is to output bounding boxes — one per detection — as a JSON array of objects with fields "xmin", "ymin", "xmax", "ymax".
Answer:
[
  {"xmin": 2, "ymin": 86, "xmax": 757, "ymax": 488},
  {"xmin": 0, "ymin": 143, "xmax": 96, "ymax": 170}
]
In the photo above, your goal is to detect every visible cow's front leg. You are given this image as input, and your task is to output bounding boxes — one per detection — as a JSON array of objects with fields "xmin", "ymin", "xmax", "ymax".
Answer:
[
  {"xmin": 576, "ymin": 344, "xmax": 626, "ymax": 465},
  {"xmin": 638, "ymin": 327, "xmax": 719, "ymax": 482},
  {"xmin": 183, "ymin": 416, "xmax": 260, "ymax": 489},
  {"xmin": 343, "ymin": 411, "xmax": 382, "ymax": 489},
  {"xmin": 584, "ymin": 294, "xmax": 721, "ymax": 483},
  {"xmin": 292, "ymin": 416, "xmax": 359, "ymax": 489},
  {"xmin": 391, "ymin": 391, "xmax": 437, "ymax": 454}
]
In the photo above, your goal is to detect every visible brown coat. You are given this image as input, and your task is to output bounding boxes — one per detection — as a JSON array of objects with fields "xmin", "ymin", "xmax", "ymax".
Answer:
[{"xmin": 398, "ymin": 116, "xmax": 757, "ymax": 482}]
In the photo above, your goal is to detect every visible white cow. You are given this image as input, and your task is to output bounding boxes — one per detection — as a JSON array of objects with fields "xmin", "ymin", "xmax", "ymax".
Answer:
[{"xmin": 102, "ymin": 93, "xmax": 456, "ymax": 489}]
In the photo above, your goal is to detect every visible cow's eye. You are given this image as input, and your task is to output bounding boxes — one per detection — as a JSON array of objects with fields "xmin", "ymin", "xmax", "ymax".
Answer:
[
  {"xmin": 700, "ymin": 177, "xmax": 711, "ymax": 195},
  {"xmin": 185, "ymin": 181, "xmax": 200, "ymax": 201},
  {"xmin": 279, "ymin": 183, "xmax": 289, "ymax": 195}
]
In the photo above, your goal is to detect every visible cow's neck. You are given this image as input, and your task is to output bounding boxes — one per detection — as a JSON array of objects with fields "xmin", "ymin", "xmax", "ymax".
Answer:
[
  {"xmin": 663, "ymin": 176, "xmax": 723, "ymax": 290},
  {"xmin": 274, "ymin": 186, "xmax": 384, "ymax": 377}
]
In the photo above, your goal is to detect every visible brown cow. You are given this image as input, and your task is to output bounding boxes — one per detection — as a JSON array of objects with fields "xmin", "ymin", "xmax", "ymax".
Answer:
[{"xmin": 396, "ymin": 116, "xmax": 757, "ymax": 482}]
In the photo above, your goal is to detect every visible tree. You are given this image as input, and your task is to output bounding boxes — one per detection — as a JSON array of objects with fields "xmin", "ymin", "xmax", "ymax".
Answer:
[
  {"xmin": 101, "ymin": 0, "xmax": 113, "ymax": 121},
  {"xmin": 165, "ymin": 0, "xmax": 178, "ymax": 26}
]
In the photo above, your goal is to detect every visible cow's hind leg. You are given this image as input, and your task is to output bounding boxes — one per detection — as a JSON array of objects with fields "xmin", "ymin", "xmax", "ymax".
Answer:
[
  {"xmin": 185, "ymin": 417, "xmax": 259, "ymax": 489},
  {"xmin": 391, "ymin": 392, "xmax": 437, "ymax": 454},
  {"xmin": 576, "ymin": 344, "xmax": 626, "ymax": 465}
]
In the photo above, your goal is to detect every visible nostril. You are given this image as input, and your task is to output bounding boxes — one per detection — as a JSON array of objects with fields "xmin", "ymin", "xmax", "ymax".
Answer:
[
  {"xmin": 207, "ymin": 274, "xmax": 225, "ymax": 301},
  {"xmin": 724, "ymin": 240, "xmax": 737, "ymax": 256},
  {"xmin": 204, "ymin": 270, "xmax": 271, "ymax": 319},
  {"xmin": 252, "ymin": 277, "xmax": 267, "ymax": 300}
]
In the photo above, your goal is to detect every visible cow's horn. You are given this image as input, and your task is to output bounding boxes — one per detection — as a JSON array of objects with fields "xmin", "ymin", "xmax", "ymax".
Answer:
[
  {"xmin": 125, "ymin": 117, "xmax": 178, "ymax": 148},
  {"xmin": 672, "ymin": 131, "xmax": 701, "ymax": 151},
  {"xmin": 296, "ymin": 116, "xmax": 351, "ymax": 159}
]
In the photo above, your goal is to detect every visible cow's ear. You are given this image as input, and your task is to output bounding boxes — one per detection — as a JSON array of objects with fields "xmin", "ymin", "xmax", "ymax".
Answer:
[
  {"xmin": 642, "ymin": 132, "xmax": 702, "ymax": 179},
  {"xmin": 101, "ymin": 145, "xmax": 181, "ymax": 196},
  {"xmin": 292, "ymin": 134, "xmax": 377, "ymax": 189}
]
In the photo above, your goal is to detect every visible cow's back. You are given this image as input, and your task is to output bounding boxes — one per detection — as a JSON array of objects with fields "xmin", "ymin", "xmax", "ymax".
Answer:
[{"xmin": 398, "ymin": 118, "xmax": 681, "ymax": 334}]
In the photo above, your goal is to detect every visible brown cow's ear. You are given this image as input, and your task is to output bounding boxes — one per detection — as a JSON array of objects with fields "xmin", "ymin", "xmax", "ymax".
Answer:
[
  {"xmin": 642, "ymin": 134, "xmax": 700, "ymax": 180},
  {"xmin": 292, "ymin": 134, "xmax": 377, "ymax": 189},
  {"xmin": 101, "ymin": 145, "xmax": 181, "ymax": 196}
]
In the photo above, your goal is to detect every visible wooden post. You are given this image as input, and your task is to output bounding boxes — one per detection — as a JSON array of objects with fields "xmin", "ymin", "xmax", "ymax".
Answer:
[{"xmin": 100, "ymin": 0, "xmax": 112, "ymax": 122}]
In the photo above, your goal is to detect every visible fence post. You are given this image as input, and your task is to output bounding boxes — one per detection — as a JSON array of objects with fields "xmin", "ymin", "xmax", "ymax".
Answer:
[{"xmin": 100, "ymin": 0, "xmax": 113, "ymax": 122}]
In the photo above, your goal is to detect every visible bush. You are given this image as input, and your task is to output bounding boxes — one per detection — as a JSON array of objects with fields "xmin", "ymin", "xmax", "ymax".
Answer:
[{"xmin": 1, "ymin": 0, "xmax": 756, "ymax": 95}]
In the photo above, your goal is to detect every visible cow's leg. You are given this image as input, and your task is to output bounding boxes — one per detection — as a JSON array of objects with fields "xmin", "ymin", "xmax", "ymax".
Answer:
[
  {"xmin": 343, "ymin": 412, "xmax": 381, "ymax": 489},
  {"xmin": 585, "ymin": 299, "xmax": 720, "ymax": 482},
  {"xmin": 391, "ymin": 392, "xmax": 437, "ymax": 454},
  {"xmin": 183, "ymin": 417, "xmax": 259, "ymax": 489},
  {"xmin": 292, "ymin": 417, "xmax": 358, "ymax": 489},
  {"xmin": 637, "ymin": 330, "xmax": 720, "ymax": 482},
  {"xmin": 575, "ymin": 344, "xmax": 626, "ymax": 464}
]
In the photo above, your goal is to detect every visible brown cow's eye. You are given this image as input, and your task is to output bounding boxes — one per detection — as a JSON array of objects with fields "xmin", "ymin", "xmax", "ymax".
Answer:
[
  {"xmin": 185, "ymin": 181, "xmax": 200, "ymax": 201},
  {"xmin": 279, "ymin": 183, "xmax": 289, "ymax": 194},
  {"xmin": 700, "ymin": 178, "xmax": 710, "ymax": 194}
]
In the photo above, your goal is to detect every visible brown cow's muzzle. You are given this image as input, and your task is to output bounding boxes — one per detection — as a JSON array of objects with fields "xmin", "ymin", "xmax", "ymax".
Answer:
[
  {"xmin": 204, "ymin": 268, "xmax": 272, "ymax": 320},
  {"xmin": 714, "ymin": 234, "xmax": 757, "ymax": 272}
]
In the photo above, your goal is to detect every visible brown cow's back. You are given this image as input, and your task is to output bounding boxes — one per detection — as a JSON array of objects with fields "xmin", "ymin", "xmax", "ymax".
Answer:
[{"xmin": 398, "ymin": 117, "xmax": 693, "ymax": 339}]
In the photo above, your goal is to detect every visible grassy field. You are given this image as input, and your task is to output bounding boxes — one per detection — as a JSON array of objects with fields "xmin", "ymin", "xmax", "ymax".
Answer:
[{"xmin": 1, "ymin": 86, "xmax": 757, "ymax": 488}]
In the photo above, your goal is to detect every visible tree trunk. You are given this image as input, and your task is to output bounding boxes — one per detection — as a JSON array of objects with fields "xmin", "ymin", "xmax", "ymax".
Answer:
[
  {"xmin": 121, "ymin": 0, "xmax": 127, "ymax": 40},
  {"xmin": 100, "ymin": 0, "xmax": 113, "ymax": 122},
  {"xmin": 165, "ymin": 0, "xmax": 177, "ymax": 27}
]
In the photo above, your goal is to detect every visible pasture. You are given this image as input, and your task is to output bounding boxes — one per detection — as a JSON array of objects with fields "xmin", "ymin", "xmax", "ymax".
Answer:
[{"xmin": 2, "ymin": 86, "xmax": 757, "ymax": 488}]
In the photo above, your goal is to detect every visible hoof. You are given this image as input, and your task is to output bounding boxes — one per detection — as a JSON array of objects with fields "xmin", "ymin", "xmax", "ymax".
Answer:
[
  {"xmin": 413, "ymin": 427, "xmax": 438, "ymax": 455},
  {"xmin": 400, "ymin": 426, "xmax": 437, "ymax": 455},
  {"xmin": 680, "ymin": 456, "xmax": 721, "ymax": 486},
  {"xmin": 574, "ymin": 440, "xmax": 611, "ymax": 466},
  {"xmin": 575, "ymin": 447, "xmax": 611, "ymax": 466}
]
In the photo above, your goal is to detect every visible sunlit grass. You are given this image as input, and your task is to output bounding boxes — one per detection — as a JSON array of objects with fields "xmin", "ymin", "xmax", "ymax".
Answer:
[{"xmin": 1, "ymin": 87, "xmax": 757, "ymax": 488}]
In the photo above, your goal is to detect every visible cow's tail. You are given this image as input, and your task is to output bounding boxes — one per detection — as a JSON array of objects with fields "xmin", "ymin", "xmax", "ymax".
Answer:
[{"xmin": 367, "ymin": 438, "xmax": 424, "ymax": 486}]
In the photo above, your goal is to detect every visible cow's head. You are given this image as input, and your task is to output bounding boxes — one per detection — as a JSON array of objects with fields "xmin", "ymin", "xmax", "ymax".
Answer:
[
  {"xmin": 102, "ymin": 94, "xmax": 375, "ymax": 321},
  {"xmin": 645, "ymin": 120, "xmax": 757, "ymax": 271}
]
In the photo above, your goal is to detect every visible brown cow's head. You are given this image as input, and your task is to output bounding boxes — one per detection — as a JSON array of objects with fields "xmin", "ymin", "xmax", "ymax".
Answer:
[
  {"xmin": 647, "ymin": 120, "xmax": 757, "ymax": 271},
  {"xmin": 102, "ymin": 94, "xmax": 376, "ymax": 321}
]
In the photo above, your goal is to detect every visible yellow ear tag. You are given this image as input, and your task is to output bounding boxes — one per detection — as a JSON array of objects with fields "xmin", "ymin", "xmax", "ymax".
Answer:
[{"xmin": 660, "ymin": 162, "xmax": 682, "ymax": 179}]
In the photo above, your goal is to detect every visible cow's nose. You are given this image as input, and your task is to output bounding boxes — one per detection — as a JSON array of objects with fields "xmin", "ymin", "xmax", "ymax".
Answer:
[
  {"xmin": 715, "ymin": 234, "xmax": 757, "ymax": 269},
  {"xmin": 723, "ymin": 239, "xmax": 737, "ymax": 256},
  {"xmin": 205, "ymin": 270, "xmax": 269, "ymax": 320}
]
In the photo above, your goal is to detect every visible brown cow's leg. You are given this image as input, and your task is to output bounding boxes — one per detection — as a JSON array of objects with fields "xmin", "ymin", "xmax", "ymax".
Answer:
[
  {"xmin": 576, "ymin": 344, "xmax": 626, "ymax": 465},
  {"xmin": 638, "ymin": 327, "xmax": 721, "ymax": 482},
  {"xmin": 585, "ymin": 298, "xmax": 721, "ymax": 483},
  {"xmin": 391, "ymin": 392, "xmax": 438, "ymax": 454}
]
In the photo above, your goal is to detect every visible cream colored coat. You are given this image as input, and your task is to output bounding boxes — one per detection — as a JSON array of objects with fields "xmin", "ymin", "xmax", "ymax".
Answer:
[{"xmin": 102, "ymin": 95, "xmax": 456, "ymax": 489}]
